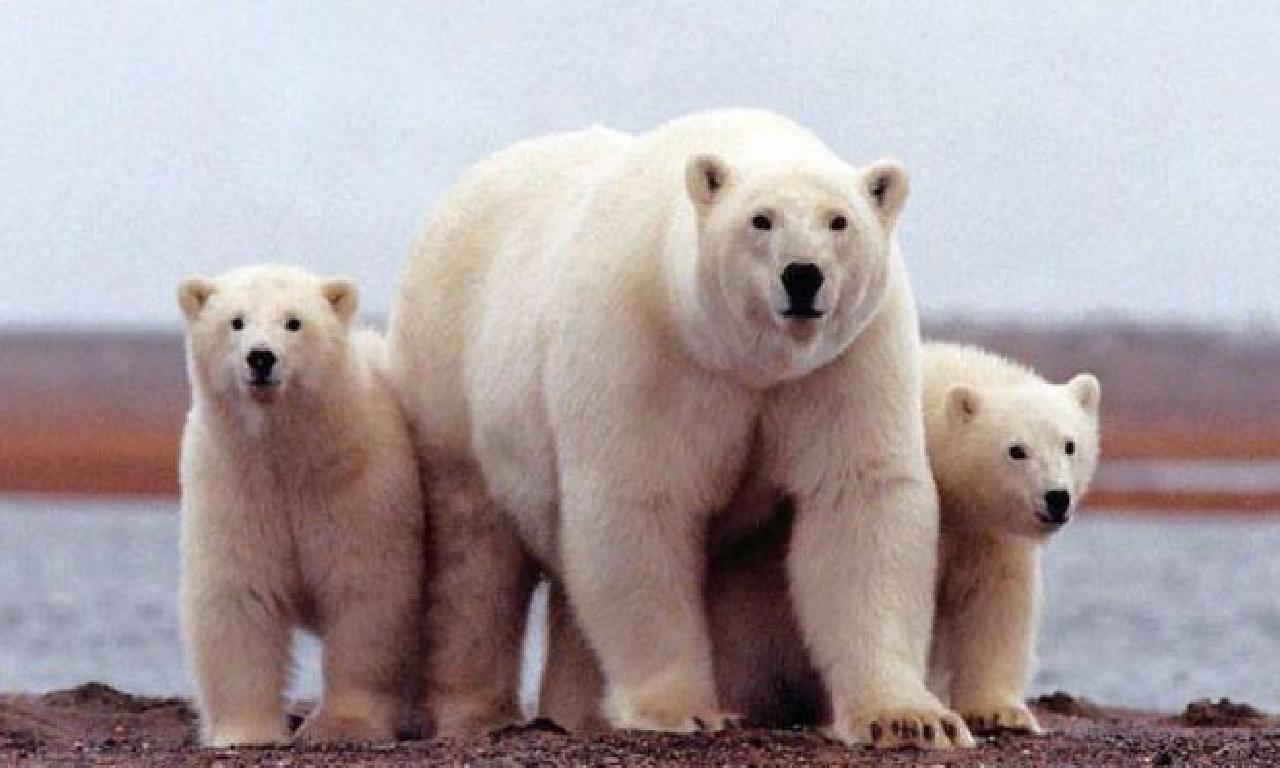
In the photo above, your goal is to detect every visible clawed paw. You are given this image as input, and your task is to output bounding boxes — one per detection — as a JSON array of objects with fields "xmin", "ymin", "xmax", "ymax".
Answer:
[
  {"xmin": 431, "ymin": 701, "xmax": 524, "ymax": 738},
  {"xmin": 294, "ymin": 711, "xmax": 394, "ymax": 745},
  {"xmin": 606, "ymin": 681, "xmax": 739, "ymax": 735},
  {"xmin": 826, "ymin": 708, "xmax": 975, "ymax": 750},
  {"xmin": 611, "ymin": 707, "xmax": 741, "ymax": 734},
  {"xmin": 205, "ymin": 723, "xmax": 291, "ymax": 749},
  {"xmin": 695, "ymin": 712, "xmax": 744, "ymax": 732},
  {"xmin": 959, "ymin": 703, "xmax": 1042, "ymax": 735}
]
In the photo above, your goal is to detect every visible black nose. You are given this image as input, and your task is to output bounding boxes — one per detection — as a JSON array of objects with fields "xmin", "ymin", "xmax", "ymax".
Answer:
[
  {"xmin": 780, "ymin": 262, "xmax": 824, "ymax": 315},
  {"xmin": 1044, "ymin": 489, "xmax": 1071, "ymax": 521},
  {"xmin": 246, "ymin": 349, "xmax": 277, "ymax": 377}
]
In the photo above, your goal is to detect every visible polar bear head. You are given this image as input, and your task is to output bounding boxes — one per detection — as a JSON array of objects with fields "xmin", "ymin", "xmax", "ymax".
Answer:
[
  {"xmin": 177, "ymin": 265, "xmax": 358, "ymax": 407},
  {"xmin": 682, "ymin": 152, "xmax": 907, "ymax": 380},
  {"xmin": 936, "ymin": 374, "xmax": 1101, "ymax": 538}
]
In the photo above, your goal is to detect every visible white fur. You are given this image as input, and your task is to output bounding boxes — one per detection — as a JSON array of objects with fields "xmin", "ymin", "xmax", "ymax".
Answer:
[
  {"xmin": 560, "ymin": 342, "xmax": 1100, "ymax": 740},
  {"xmin": 178, "ymin": 265, "xmax": 424, "ymax": 747},
  {"xmin": 925, "ymin": 341, "xmax": 1100, "ymax": 734},
  {"xmin": 388, "ymin": 109, "xmax": 963, "ymax": 747}
]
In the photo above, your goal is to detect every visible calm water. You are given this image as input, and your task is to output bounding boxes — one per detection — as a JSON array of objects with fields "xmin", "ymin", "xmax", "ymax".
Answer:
[{"xmin": 2, "ymin": 497, "xmax": 1279, "ymax": 712}]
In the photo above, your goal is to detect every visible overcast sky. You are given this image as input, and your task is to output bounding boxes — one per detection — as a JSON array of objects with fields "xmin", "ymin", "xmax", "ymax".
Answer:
[{"xmin": 2, "ymin": 2, "xmax": 1278, "ymax": 329}]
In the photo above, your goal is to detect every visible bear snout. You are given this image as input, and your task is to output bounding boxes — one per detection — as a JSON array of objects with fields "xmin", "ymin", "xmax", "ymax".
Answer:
[
  {"xmin": 780, "ymin": 262, "xmax": 824, "ymax": 318},
  {"xmin": 1039, "ymin": 489, "xmax": 1071, "ymax": 524},
  {"xmin": 245, "ymin": 348, "xmax": 279, "ymax": 385}
]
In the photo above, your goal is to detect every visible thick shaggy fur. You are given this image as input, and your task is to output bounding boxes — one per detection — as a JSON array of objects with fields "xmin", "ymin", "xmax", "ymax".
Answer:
[
  {"xmin": 178, "ymin": 265, "xmax": 424, "ymax": 747},
  {"xmin": 388, "ymin": 109, "xmax": 967, "ymax": 748},
  {"xmin": 574, "ymin": 342, "xmax": 1099, "ymax": 736},
  {"xmin": 924, "ymin": 341, "xmax": 1100, "ymax": 734}
]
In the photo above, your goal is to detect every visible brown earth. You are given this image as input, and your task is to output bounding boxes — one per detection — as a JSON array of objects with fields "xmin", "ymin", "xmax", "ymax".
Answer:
[
  {"xmin": 2, "ymin": 684, "xmax": 1278, "ymax": 766},
  {"xmin": 2, "ymin": 324, "xmax": 1278, "ymax": 506}
]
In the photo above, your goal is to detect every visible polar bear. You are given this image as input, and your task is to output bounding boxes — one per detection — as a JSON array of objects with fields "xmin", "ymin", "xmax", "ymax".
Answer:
[
  {"xmin": 923, "ymin": 341, "xmax": 1100, "ymax": 734},
  {"xmin": 547, "ymin": 342, "xmax": 1099, "ymax": 737},
  {"xmin": 388, "ymin": 109, "xmax": 970, "ymax": 748},
  {"xmin": 178, "ymin": 265, "xmax": 424, "ymax": 747}
]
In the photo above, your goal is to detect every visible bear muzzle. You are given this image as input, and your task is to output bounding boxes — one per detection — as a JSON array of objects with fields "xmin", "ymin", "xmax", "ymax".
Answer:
[
  {"xmin": 1036, "ymin": 489, "xmax": 1072, "ymax": 526},
  {"xmin": 242, "ymin": 347, "xmax": 283, "ymax": 400},
  {"xmin": 779, "ymin": 262, "xmax": 825, "ymax": 319}
]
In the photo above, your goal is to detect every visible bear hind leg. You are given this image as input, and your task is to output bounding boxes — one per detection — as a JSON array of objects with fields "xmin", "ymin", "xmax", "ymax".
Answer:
[
  {"xmin": 298, "ymin": 582, "xmax": 421, "ymax": 744},
  {"xmin": 423, "ymin": 461, "xmax": 537, "ymax": 736},
  {"xmin": 537, "ymin": 579, "xmax": 607, "ymax": 731}
]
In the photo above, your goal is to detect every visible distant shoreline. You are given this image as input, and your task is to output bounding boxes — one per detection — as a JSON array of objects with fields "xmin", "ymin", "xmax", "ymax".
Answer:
[
  {"xmin": 3, "ymin": 422, "xmax": 1279, "ymax": 512},
  {"xmin": 2, "ymin": 324, "xmax": 1277, "ymax": 508}
]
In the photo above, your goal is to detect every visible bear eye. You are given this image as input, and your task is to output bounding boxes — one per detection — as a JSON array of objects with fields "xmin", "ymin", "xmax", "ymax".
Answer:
[
  {"xmin": 231, "ymin": 315, "xmax": 244, "ymax": 331},
  {"xmin": 751, "ymin": 214, "xmax": 772, "ymax": 231},
  {"xmin": 1008, "ymin": 445, "xmax": 1028, "ymax": 460},
  {"xmin": 830, "ymin": 214, "xmax": 848, "ymax": 231},
  {"xmin": 1065, "ymin": 439, "xmax": 1076, "ymax": 456},
  {"xmin": 285, "ymin": 317, "xmax": 302, "ymax": 332}
]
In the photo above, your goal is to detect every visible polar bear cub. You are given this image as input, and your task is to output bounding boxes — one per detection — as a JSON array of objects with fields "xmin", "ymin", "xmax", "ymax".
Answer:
[
  {"xmin": 177, "ymin": 265, "xmax": 423, "ymax": 747},
  {"xmin": 924, "ymin": 341, "xmax": 1100, "ymax": 734}
]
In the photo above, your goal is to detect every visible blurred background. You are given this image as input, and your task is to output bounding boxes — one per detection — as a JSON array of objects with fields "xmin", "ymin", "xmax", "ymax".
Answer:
[{"xmin": 2, "ymin": 2, "xmax": 1278, "ymax": 712}]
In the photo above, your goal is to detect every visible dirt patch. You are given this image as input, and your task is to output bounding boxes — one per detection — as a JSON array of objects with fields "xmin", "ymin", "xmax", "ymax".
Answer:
[
  {"xmin": 1180, "ymin": 698, "xmax": 1265, "ymax": 727},
  {"xmin": 3, "ymin": 684, "xmax": 1280, "ymax": 766},
  {"xmin": 1033, "ymin": 690, "xmax": 1110, "ymax": 720},
  {"xmin": 39, "ymin": 682, "xmax": 190, "ymax": 715}
]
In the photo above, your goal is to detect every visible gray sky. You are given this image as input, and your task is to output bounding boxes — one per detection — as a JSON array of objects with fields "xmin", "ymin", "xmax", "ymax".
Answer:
[{"xmin": 2, "ymin": 1, "xmax": 1278, "ymax": 329}]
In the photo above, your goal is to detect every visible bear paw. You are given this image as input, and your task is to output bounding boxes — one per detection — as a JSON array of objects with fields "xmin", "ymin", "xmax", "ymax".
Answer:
[
  {"xmin": 205, "ymin": 722, "xmax": 291, "ymax": 748},
  {"xmin": 432, "ymin": 701, "xmax": 524, "ymax": 738},
  {"xmin": 825, "ymin": 707, "xmax": 975, "ymax": 750},
  {"xmin": 295, "ymin": 709, "xmax": 395, "ymax": 745},
  {"xmin": 609, "ymin": 704, "xmax": 741, "ymax": 734},
  {"xmin": 605, "ymin": 678, "xmax": 740, "ymax": 734},
  {"xmin": 958, "ymin": 702, "xmax": 1042, "ymax": 735}
]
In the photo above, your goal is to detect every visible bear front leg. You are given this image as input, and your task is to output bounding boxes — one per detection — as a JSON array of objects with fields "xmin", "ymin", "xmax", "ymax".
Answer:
[
  {"xmin": 183, "ymin": 584, "xmax": 292, "ymax": 747},
  {"xmin": 943, "ymin": 540, "xmax": 1043, "ymax": 735},
  {"xmin": 537, "ymin": 580, "xmax": 608, "ymax": 731},
  {"xmin": 297, "ymin": 578, "xmax": 421, "ymax": 744},
  {"xmin": 769, "ymin": 285, "xmax": 972, "ymax": 750},
  {"xmin": 787, "ymin": 473, "xmax": 973, "ymax": 749},
  {"xmin": 422, "ymin": 461, "xmax": 537, "ymax": 736},
  {"xmin": 559, "ymin": 477, "xmax": 731, "ymax": 733}
]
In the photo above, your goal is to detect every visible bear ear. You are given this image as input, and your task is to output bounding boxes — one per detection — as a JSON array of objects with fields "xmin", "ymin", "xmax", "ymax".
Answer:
[
  {"xmin": 1066, "ymin": 373, "xmax": 1101, "ymax": 417},
  {"xmin": 685, "ymin": 153, "xmax": 734, "ymax": 210},
  {"xmin": 177, "ymin": 276, "xmax": 217, "ymax": 322},
  {"xmin": 321, "ymin": 277, "xmax": 359, "ymax": 323},
  {"xmin": 863, "ymin": 159, "xmax": 909, "ymax": 229},
  {"xmin": 946, "ymin": 384, "xmax": 981, "ymax": 425}
]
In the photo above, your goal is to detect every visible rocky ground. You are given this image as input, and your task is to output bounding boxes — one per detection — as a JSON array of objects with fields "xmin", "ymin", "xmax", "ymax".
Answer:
[{"xmin": 2, "ymin": 684, "xmax": 1278, "ymax": 766}]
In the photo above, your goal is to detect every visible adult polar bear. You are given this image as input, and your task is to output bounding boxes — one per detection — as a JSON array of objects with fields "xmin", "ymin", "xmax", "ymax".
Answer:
[{"xmin": 387, "ymin": 110, "xmax": 971, "ymax": 749}]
